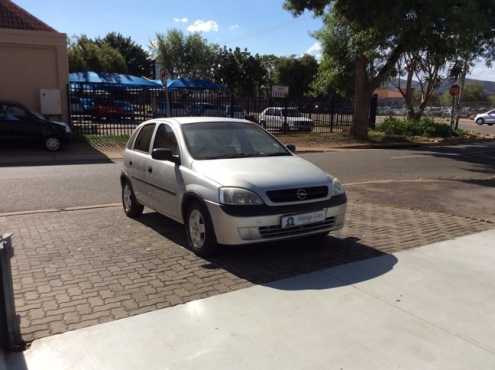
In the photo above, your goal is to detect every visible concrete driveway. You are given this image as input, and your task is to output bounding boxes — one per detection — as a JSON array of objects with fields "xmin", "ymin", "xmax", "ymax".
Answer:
[{"xmin": 6, "ymin": 229, "xmax": 495, "ymax": 370}]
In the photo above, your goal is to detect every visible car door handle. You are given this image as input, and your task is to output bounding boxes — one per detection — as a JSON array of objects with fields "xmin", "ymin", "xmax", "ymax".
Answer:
[
  {"xmin": 148, "ymin": 167, "xmax": 152, "ymax": 173},
  {"xmin": 128, "ymin": 161, "xmax": 133, "ymax": 166}
]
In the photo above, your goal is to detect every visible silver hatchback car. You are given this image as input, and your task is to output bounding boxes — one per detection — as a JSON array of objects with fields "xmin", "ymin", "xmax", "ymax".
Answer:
[{"xmin": 121, "ymin": 117, "xmax": 347, "ymax": 256}]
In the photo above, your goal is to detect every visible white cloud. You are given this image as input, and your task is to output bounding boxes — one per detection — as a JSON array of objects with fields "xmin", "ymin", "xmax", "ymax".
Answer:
[
  {"xmin": 306, "ymin": 41, "xmax": 322, "ymax": 59},
  {"xmin": 468, "ymin": 61, "xmax": 495, "ymax": 82},
  {"xmin": 187, "ymin": 19, "xmax": 219, "ymax": 33},
  {"xmin": 173, "ymin": 17, "xmax": 189, "ymax": 23},
  {"xmin": 229, "ymin": 24, "xmax": 240, "ymax": 30}
]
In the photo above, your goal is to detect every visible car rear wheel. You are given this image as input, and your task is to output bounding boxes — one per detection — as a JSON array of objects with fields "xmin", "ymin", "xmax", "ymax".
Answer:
[
  {"xmin": 476, "ymin": 118, "xmax": 485, "ymax": 125},
  {"xmin": 185, "ymin": 202, "xmax": 218, "ymax": 257},
  {"xmin": 122, "ymin": 181, "xmax": 144, "ymax": 218},
  {"xmin": 44, "ymin": 137, "xmax": 62, "ymax": 152}
]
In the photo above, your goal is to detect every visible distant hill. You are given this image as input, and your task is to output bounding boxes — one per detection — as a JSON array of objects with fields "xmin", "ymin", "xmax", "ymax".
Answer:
[{"xmin": 384, "ymin": 78, "xmax": 495, "ymax": 96}]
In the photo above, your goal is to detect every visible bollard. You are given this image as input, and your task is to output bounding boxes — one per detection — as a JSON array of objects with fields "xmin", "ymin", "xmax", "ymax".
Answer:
[{"xmin": 0, "ymin": 234, "xmax": 24, "ymax": 351}]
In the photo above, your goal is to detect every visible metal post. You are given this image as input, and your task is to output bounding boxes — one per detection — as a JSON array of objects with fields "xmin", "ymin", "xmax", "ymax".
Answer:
[
  {"xmin": 330, "ymin": 95, "xmax": 335, "ymax": 133},
  {"xmin": 0, "ymin": 234, "xmax": 24, "ymax": 351},
  {"xmin": 369, "ymin": 94, "xmax": 378, "ymax": 129},
  {"xmin": 283, "ymin": 98, "xmax": 288, "ymax": 134}
]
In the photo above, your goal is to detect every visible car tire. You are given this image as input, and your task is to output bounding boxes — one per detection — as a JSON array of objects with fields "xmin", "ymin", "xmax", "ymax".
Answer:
[
  {"xmin": 185, "ymin": 201, "xmax": 218, "ymax": 257},
  {"xmin": 44, "ymin": 136, "xmax": 62, "ymax": 152},
  {"xmin": 476, "ymin": 118, "xmax": 485, "ymax": 125},
  {"xmin": 122, "ymin": 180, "xmax": 144, "ymax": 218}
]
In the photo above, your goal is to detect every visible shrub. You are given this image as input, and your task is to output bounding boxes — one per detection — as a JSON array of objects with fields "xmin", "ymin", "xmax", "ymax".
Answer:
[{"xmin": 378, "ymin": 117, "xmax": 458, "ymax": 138}]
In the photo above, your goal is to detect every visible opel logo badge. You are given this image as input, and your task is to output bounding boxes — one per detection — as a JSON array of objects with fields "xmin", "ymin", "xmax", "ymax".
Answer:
[{"xmin": 296, "ymin": 188, "xmax": 308, "ymax": 200}]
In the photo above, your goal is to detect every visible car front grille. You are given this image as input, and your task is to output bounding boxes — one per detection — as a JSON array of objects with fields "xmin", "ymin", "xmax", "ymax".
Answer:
[
  {"xmin": 258, "ymin": 217, "xmax": 335, "ymax": 239},
  {"xmin": 266, "ymin": 186, "xmax": 329, "ymax": 203}
]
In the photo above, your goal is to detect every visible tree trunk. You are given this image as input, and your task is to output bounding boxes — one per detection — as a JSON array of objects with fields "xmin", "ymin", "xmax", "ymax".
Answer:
[{"xmin": 352, "ymin": 56, "xmax": 371, "ymax": 138}]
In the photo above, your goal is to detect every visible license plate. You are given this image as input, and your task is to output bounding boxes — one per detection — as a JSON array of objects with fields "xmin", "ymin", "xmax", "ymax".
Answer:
[{"xmin": 281, "ymin": 210, "xmax": 326, "ymax": 229}]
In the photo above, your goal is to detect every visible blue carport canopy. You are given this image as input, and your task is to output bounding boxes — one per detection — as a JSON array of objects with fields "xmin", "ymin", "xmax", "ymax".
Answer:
[
  {"xmin": 166, "ymin": 79, "xmax": 223, "ymax": 91},
  {"xmin": 69, "ymin": 72, "xmax": 162, "ymax": 88}
]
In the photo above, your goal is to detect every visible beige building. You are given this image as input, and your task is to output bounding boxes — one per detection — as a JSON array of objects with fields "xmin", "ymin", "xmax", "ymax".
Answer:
[{"xmin": 0, "ymin": 0, "xmax": 68, "ymax": 120}]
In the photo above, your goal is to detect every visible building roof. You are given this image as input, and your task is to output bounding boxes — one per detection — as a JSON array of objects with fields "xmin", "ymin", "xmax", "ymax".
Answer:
[
  {"xmin": 0, "ymin": 0, "xmax": 55, "ymax": 32},
  {"xmin": 374, "ymin": 88, "xmax": 403, "ymax": 99}
]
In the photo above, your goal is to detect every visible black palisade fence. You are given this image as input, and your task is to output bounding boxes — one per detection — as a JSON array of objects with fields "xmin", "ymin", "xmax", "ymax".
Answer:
[{"xmin": 68, "ymin": 83, "xmax": 375, "ymax": 137}]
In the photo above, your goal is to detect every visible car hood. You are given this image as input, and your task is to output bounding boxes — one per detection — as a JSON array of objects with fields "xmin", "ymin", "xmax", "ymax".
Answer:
[
  {"xmin": 50, "ymin": 120, "xmax": 72, "ymax": 132},
  {"xmin": 192, "ymin": 155, "xmax": 332, "ymax": 190}
]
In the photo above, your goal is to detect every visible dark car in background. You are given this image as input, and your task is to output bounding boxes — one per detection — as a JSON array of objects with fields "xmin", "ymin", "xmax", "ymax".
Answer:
[
  {"xmin": 92, "ymin": 99, "xmax": 134, "ymax": 120},
  {"xmin": 0, "ymin": 101, "xmax": 72, "ymax": 151}
]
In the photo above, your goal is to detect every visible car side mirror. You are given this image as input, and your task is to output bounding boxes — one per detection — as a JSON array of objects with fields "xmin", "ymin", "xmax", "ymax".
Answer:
[
  {"xmin": 286, "ymin": 144, "xmax": 296, "ymax": 152},
  {"xmin": 152, "ymin": 148, "xmax": 180, "ymax": 164}
]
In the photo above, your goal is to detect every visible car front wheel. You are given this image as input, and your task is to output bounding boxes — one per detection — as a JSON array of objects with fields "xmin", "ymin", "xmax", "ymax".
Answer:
[
  {"xmin": 476, "ymin": 118, "xmax": 485, "ymax": 125},
  {"xmin": 185, "ymin": 202, "xmax": 218, "ymax": 257},
  {"xmin": 122, "ymin": 181, "xmax": 144, "ymax": 218}
]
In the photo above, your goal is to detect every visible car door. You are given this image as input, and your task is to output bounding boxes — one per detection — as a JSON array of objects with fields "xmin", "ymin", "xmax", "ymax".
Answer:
[
  {"xmin": 147, "ymin": 123, "xmax": 182, "ymax": 220},
  {"xmin": 128, "ymin": 123, "xmax": 156, "ymax": 205},
  {"xmin": 487, "ymin": 110, "xmax": 495, "ymax": 123},
  {"xmin": 0, "ymin": 103, "xmax": 41, "ymax": 140}
]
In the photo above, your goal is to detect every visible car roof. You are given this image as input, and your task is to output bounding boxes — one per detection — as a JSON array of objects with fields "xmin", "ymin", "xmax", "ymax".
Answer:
[
  {"xmin": 142, "ymin": 116, "xmax": 254, "ymax": 127},
  {"xmin": 0, "ymin": 100, "xmax": 26, "ymax": 106}
]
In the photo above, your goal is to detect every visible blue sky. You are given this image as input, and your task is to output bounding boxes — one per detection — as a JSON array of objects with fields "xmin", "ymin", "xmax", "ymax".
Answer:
[
  {"xmin": 15, "ymin": 0, "xmax": 323, "ymax": 57},
  {"xmin": 15, "ymin": 0, "xmax": 495, "ymax": 81}
]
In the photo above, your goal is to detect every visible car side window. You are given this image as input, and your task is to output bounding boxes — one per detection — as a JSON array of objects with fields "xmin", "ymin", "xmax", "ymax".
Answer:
[
  {"xmin": 153, "ymin": 124, "xmax": 179, "ymax": 155},
  {"xmin": 4, "ymin": 105, "xmax": 28, "ymax": 121},
  {"xmin": 126, "ymin": 126, "xmax": 141, "ymax": 149},
  {"xmin": 133, "ymin": 123, "xmax": 155, "ymax": 153}
]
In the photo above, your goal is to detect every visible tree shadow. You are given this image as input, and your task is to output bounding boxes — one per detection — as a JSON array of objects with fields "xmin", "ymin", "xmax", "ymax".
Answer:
[
  {"xmin": 137, "ymin": 212, "xmax": 398, "ymax": 290},
  {"xmin": 0, "ymin": 140, "xmax": 113, "ymax": 167},
  {"xmin": 405, "ymin": 142, "xmax": 495, "ymax": 182}
]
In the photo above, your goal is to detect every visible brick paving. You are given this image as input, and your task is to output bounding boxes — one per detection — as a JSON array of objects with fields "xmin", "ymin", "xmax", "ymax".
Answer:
[{"xmin": 0, "ymin": 200, "xmax": 493, "ymax": 343}]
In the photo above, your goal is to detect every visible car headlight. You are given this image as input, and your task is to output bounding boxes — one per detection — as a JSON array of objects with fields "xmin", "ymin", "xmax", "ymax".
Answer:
[
  {"xmin": 219, "ymin": 187, "xmax": 264, "ymax": 205},
  {"xmin": 331, "ymin": 178, "xmax": 345, "ymax": 196}
]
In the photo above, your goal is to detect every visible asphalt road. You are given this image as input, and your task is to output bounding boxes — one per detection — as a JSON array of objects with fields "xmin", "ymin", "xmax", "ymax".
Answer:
[{"xmin": 1, "ymin": 142, "xmax": 494, "ymax": 215}]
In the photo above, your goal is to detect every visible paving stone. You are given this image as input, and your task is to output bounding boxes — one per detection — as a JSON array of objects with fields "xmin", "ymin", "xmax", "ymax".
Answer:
[{"xmin": 4, "ymin": 201, "xmax": 492, "ymax": 343}]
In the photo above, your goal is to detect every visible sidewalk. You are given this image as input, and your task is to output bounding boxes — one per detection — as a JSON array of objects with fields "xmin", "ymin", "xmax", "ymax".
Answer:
[{"xmin": 5, "ymin": 229, "xmax": 495, "ymax": 370}]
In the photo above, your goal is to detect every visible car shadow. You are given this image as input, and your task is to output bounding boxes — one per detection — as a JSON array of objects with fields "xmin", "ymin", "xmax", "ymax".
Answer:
[
  {"xmin": 137, "ymin": 211, "xmax": 398, "ymax": 290},
  {"xmin": 0, "ymin": 139, "xmax": 113, "ymax": 167}
]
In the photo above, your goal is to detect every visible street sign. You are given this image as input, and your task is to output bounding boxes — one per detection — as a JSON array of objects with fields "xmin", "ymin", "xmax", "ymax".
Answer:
[
  {"xmin": 449, "ymin": 84, "xmax": 460, "ymax": 97},
  {"xmin": 272, "ymin": 85, "xmax": 289, "ymax": 98}
]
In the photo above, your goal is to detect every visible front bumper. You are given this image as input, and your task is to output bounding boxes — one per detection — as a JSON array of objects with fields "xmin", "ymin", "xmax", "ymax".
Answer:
[{"xmin": 206, "ymin": 195, "xmax": 347, "ymax": 245}]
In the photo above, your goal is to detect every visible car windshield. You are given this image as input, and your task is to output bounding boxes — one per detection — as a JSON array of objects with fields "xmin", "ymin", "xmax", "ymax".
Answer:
[
  {"xmin": 182, "ymin": 122, "xmax": 290, "ymax": 160},
  {"xmin": 282, "ymin": 108, "xmax": 302, "ymax": 117}
]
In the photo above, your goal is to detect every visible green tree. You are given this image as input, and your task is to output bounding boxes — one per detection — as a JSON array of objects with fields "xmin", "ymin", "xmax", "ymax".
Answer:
[
  {"xmin": 68, "ymin": 35, "xmax": 127, "ymax": 73},
  {"xmin": 98, "ymin": 32, "xmax": 152, "ymax": 77},
  {"xmin": 153, "ymin": 29, "xmax": 216, "ymax": 79},
  {"xmin": 284, "ymin": 0, "xmax": 495, "ymax": 138},
  {"xmin": 487, "ymin": 95, "xmax": 495, "ymax": 106},
  {"xmin": 213, "ymin": 47, "xmax": 267, "ymax": 96},
  {"xmin": 274, "ymin": 54, "xmax": 318, "ymax": 98},
  {"xmin": 461, "ymin": 82, "xmax": 486, "ymax": 102}
]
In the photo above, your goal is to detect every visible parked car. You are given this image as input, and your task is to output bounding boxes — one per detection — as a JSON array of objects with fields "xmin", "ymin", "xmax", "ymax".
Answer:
[
  {"xmin": 0, "ymin": 101, "xmax": 71, "ymax": 151},
  {"xmin": 70, "ymin": 96, "xmax": 95, "ymax": 115},
  {"xmin": 189, "ymin": 103, "xmax": 246, "ymax": 119},
  {"xmin": 92, "ymin": 100, "xmax": 133, "ymax": 120},
  {"xmin": 474, "ymin": 110, "xmax": 495, "ymax": 125},
  {"xmin": 121, "ymin": 117, "xmax": 347, "ymax": 256},
  {"xmin": 259, "ymin": 107, "xmax": 313, "ymax": 131}
]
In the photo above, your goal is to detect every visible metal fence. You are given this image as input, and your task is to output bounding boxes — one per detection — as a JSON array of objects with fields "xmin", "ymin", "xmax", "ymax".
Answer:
[{"xmin": 68, "ymin": 83, "xmax": 357, "ymax": 136}]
